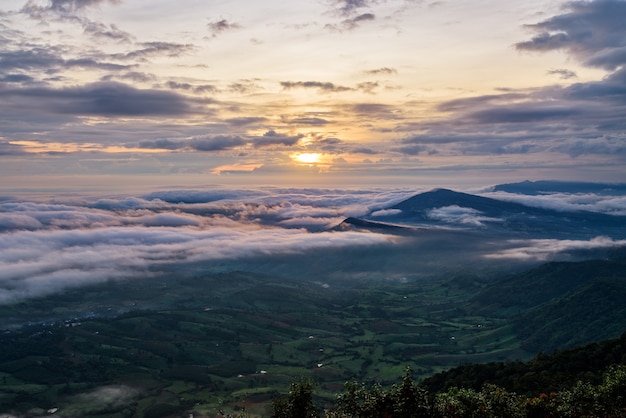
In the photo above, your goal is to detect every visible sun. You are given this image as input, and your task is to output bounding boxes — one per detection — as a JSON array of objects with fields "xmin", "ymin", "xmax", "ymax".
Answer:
[{"xmin": 293, "ymin": 153, "xmax": 321, "ymax": 164}]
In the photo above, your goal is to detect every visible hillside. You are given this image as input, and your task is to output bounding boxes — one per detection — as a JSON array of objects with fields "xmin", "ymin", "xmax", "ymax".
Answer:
[{"xmin": 421, "ymin": 330, "xmax": 626, "ymax": 396}]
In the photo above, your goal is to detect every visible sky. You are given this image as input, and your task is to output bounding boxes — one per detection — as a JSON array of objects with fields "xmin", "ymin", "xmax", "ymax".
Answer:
[{"xmin": 1, "ymin": 0, "xmax": 626, "ymax": 192}]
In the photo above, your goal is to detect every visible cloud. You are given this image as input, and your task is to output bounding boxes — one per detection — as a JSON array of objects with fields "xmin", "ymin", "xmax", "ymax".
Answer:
[
  {"xmin": 103, "ymin": 71, "xmax": 156, "ymax": 83},
  {"xmin": 81, "ymin": 20, "xmax": 131, "ymax": 42},
  {"xmin": 113, "ymin": 42, "xmax": 195, "ymax": 60},
  {"xmin": 485, "ymin": 236, "xmax": 626, "ymax": 261},
  {"xmin": 21, "ymin": 0, "xmax": 130, "ymax": 42},
  {"xmin": 0, "ymin": 190, "xmax": 404, "ymax": 303},
  {"xmin": 228, "ymin": 80, "xmax": 262, "ymax": 94},
  {"xmin": 225, "ymin": 117, "xmax": 267, "ymax": 127},
  {"xmin": 332, "ymin": 0, "xmax": 375, "ymax": 17},
  {"xmin": 515, "ymin": 0, "xmax": 626, "ymax": 71},
  {"xmin": 351, "ymin": 103, "xmax": 400, "ymax": 119},
  {"xmin": 341, "ymin": 12, "xmax": 375, "ymax": 29},
  {"xmin": 384, "ymin": 1, "xmax": 626, "ymax": 160},
  {"xmin": 282, "ymin": 116, "xmax": 331, "ymax": 126},
  {"xmin": 0, "ymin": 224, "xmax": 393, "ymax": 304},
  {"xmin": 207, "ymin": 19, "xmax": 241, "ymax": 38},
  {"xmin": 0, "ymin": 48, "xmax": 131, "ymax": 73},
  {"xmin": 352, "ymin": 147, "xmax": 378, "ymax": 155},
  {"xmin": 22, "ymin": 0, "xmax": 120, "ymax": 16},
  {"xmin": 325, "ymin": 12, "xmax": 376, "ymax": 31},
  {"xmin": 467, "ymin": 104, "xmax": 581, "ymax": 124},
  {"xmin": 427, "ymin": 205, "xmax": 502, "ymax": 227},
  {"xmin": 356, "ymin": 81, "xmax": 379, "ymax": 93},
  {"xmin": 166, "ymin": 81, "xmax": 218, "ymax": 94},
  {"xmin": 16, "ymin": 187, "xmax": 609, "ymax": 304},
  {"xmin": 138, "ymin": 135, "xmax": 246, "ymax": 152},
  {"xmin": 71, "ymin": 385, "xmax": 139, "ymax": 414},
  {"xmin": 547, "ymin": 68, "xmax": 577, "ymax": 80},
  {"xmin": 370, "ymin": 208, "xmax": 402, "ymax": 217},
  {"xmin": 252, "ymin": 130, "xmax": 303, "ymax": 148},
  {"xmin": 189, "ymin": 135, "xmax": 246, "ymax": 151},
  {"xmin": 364, "ymin": 67, "xmax": 397, "ymax": 75},
  {"xmin": 0, "ymin": 81, "xmax": 204, "ymax": 117},
  {"xmin": 481, "ymin": 190, "xmax": 626, "ymax": 216},
  {"xmin": 0, "ymin": 141, "xmax": 27, "ymax": 155},
  {"xmin": 280, "ymin": 81, "xmax": 353, "ymax": 93}
]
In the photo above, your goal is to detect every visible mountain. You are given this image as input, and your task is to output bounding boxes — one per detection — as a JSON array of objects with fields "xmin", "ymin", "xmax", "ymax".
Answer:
[
  {"xmin": 332, "ymin": 216, "xmax": 412, "ymax": 233},
  {"xmin": 470, "ymin": 256, "xmax": 626, "ymax": 352},
  {"xmin": 390, "ymin": 188, "xmax": 551, "ymax": 217},
  {"xmin": 493, "ymin": 180, "xmax": 626, "ymax": 195},
  {"xmin": 337, "ymin": 188, "xmax": 626, "ymax": 239}
]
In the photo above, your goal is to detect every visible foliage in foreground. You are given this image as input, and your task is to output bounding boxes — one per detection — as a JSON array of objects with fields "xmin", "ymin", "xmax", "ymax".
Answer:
[{"xmin": 264, "ymin": 365, "xmax": 626, "ymax": 418}]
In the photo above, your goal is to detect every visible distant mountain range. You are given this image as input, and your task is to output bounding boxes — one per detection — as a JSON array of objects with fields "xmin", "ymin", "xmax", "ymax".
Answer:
[
  {"xmin": 493, "ymin": 179, "xmax": 626, "ymax": 195},
  {"xmin": 335, "ymin": 186, "xmax": 626, "ymax": 239}
]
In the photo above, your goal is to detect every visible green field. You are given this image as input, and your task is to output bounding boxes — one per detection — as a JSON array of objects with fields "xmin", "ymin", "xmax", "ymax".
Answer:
[{"xmin": 1, "ymin": 255, "xmax": 625, "ymax": 417}]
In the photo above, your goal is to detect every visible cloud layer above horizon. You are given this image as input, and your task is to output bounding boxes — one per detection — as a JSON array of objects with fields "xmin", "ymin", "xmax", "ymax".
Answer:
[
  {"xmin": 0, "ymin": 0, "xmax": 625, "ymax": 188},
  {"xmin": 2, "ymin": 186, "xmax": 626, "ymax": 305}
]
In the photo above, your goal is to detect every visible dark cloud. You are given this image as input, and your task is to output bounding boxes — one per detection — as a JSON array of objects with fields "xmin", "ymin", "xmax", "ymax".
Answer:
[
  {"xmin": 0, "ymin": 141, "xmax": 27, "ymax": 156},
  {"xmin": 112, "ymin": 42, "xmax": 195, "ymax": 61},
  {"xmin": 188, "ymin": 135, "xmax": 246, "ymax": 151},
  {"xmin": 138, "ymin": 139, "xmax": 184, "ymax": 150},
  {"xmin": 228, "ymin": 80, "xmax": 262, "ymax": 94},
  {"xmin": 65, "ymin": 57, "xmax": 131, "ymax": 71},
  {"xmin": 311, "ymin": 137, "xmax": 344, "ymax": 153},
  {"xmin": 356, "ymin": 81, "xmax": 378, "ymax": 93},
  {"xmin": 280, "ymin": 81, "xmax": 352, "ymax": 93},
  {"xmin": 225, "ymin": 117, "xmax": 267, "ymax": 127},
  {"xmin": 352, "ymin": 147, "xmax": 377, "ymax": 154},
  {"xmin": 515, "ymin": 0, "xmax": 626, "ymax": 71},
  {"xmin": 0, "ymin": 74, "xmax": 35, "ymax": 84},
  {"xmin": 547, "ymin": 68, "xmax": 578, "ymax": 79},
  {"xmin": 207, "ymin": 19, "xmax": 241, "ymax": 38},
  {"xmin": 437, "ymin": 93, "xmax": 526, "ymax": 113},
  {"xmin": 394, "ymin": 144, "xmax": 429, "ymax": 155},
  {"xmin": 346, "ymin": 12, "xmax": 375, "ymax": 25},
  {"xmin": 0, "ymin": 81, "xmax": 202, "ymax": 117},
  {"xmin": 468, "ymin": 105, "xmax": 581, "ymax": 124},
  {"xmin": 166, "ymin": 81, "xmax": 193, "ymax": 90},
  {"xmin": 0, "ymin": 48, "xmax": 64, "ymax": 72},
  {"xmin": 364, "ymin": 67, "xmax": 398, "ymax": 75},
  {"xmin": 565, "ymin": 67, "xmax": 626, "ymax": 102},
  {"xmin": 22, "ymin": 0, "xmax": 120, "ymax": 15},
  {"xmin": 102, "ymin": 71, "xmax": 156, "ymax": 83},
  {"xmin": 165, "ymin": 81, "xmax": 218, "ymax": 94},
  {"xmin": 333, "ymin": 0, "xmax": 374, "ymax": 17},
  {"xmin": 0, "ymin": 47, "xmax": 132, "ymax": 80},
  {"xmin": 413, "ymin": 1, "xmax": 626, "ymax": 156},
  {"xmin": 351, "ymin": 103, "xmax": 400, "ymax": 119},
  {"xmin": 326, "ymin": 12, "xmax": 376, "ymax": 31},
  {"xmin": 138, "ymin": 135, "xmax": 245, "ymax": 152},
  {"xmin": 252, "ymin": 130, "xmax": 303, "ymax": 148},
  {"xmin": 82, "ymin": 21, "xmax": 132, "ymax": 42}
]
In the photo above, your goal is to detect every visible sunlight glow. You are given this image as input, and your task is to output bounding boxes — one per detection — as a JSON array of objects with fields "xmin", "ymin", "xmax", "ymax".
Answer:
[{"xmin": 293, "ymin": 153, "xmax": 321, "ymax": 164}]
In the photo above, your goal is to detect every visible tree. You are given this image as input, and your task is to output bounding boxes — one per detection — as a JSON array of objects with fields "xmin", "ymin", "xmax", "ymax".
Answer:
[
  {"xmin": 272, "ymin": 377, "xmax": 318, "ymax": 418},
  {"xmin": 390, "ymin": 366, "xmax": 430, "ymax": 418}
]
